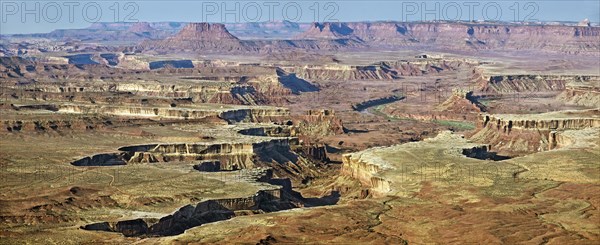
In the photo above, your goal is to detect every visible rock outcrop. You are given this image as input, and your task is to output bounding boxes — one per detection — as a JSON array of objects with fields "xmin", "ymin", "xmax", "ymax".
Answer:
[
  {"xmin": 436, "ymin": 89, "xmax": 486, "ymax": 114},
  {"xmin": 82, "ymin": 168, "xmax": 298, "ymax": 236},
  {"xmin": 342, "ymin": 131, "xmax": 492, "ymax": 197},
  {"xmin": 292, "ymin": 110, "xmax": 345, "ymax": 138},
  {"xmin": 140, "ymin": 23, "xmax": 257, "ymax": 53},
  {"xmin": 128, "ymin": 22, "xmax": 156, "ymax": 34},
  {"xmin": 57, "ymin": 104, "xmax": 288, "ymax": 122},
  {"xmin": 556, "ymin": 76, "xmax": 600, "ymax": 108},
  {"xmin": 283, "ymin": 59, "xmax": 471, "ymax": 81},
  {"xmin": 477, "ymin": 74, "xmax": 599, "ymax": 94},
  {"xmin": 72, "ymin": 137, "xmax": 302, "ymax": 170},
  {"xmin": 295, "ymin": 22, "xmax": 356, "ymax": 40},
  {"xmin": 352, "ymin": 96, "xmax": 404, "ymax": 112},
  {"xmin": 341, "ymin": 153, "xmax": 392, "ymax": 196},
  {"xmin": 295, "ymin": 21, "xmax": 600, "ymax": 54},
  {"xmin": 470, "ymin": 109, "xmax": 600, "ymax": 152},
  {"xmin": 381, "ymin": 89, "xmax": 485, "ymax": 123}
]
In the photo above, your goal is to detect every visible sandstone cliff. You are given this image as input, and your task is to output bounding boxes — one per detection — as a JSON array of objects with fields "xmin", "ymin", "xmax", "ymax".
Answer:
[
  {"xmin": 295, "ymin": 21, "xmax": 600, "ymax": 54},
  {"xmin": 477, "ymin": 75, "xmax": 599, "ymax": 93},
  {"xmin": 470, "ymin": 109, "xmax": 600, "ymax": 153},
  {"xmin": 556, "ymin": 77, "xmax": 600, "ymax": 108},
  {"xmin": 139, "ymin": 23, "xmax": 257, "ymax": 53},
  {"xmin": 341, "ymin": 131, "xmax": 492, "ymax": 197}
]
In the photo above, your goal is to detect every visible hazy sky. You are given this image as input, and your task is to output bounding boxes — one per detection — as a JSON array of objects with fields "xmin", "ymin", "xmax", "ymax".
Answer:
[{"xmin": 1, "ymin": 0, "xmax": 599, "ymax": 34}]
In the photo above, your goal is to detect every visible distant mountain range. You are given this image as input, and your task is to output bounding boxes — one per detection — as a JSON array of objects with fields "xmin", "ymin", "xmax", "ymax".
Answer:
[
  {"xmin": 3, "ymin": 20, "xmax": 599, "ymax": 55},
  {"xmin": 6, "ymin": 21, "xmax": 311, "ymax": 42}
]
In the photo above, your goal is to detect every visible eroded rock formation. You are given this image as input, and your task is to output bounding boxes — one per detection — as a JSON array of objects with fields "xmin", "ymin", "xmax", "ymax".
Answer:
[
  {"xmin": 557, "ymin": 77, "xmax": 600, "ymax": 108},
  {"xmin": 341, "ymin": 131, "xmax": 491, "ymax": 197},
  {"xmin": 140, "ymin": 23, "xmax": 256, "ymax": 53},
  {"xmin": 470, "ymin": 109, "xmax": 600, "ymax": 152},
  {"xmin": 82, "ymin": 168, "xmax": 299, "ymax": 236},
  {"xmin": 476, "ymin": 74, "xmax": 599, "ymax": 94},
  {"xmin": 296, "ymin": 22, "xmax": 600, "ymax": 54}
]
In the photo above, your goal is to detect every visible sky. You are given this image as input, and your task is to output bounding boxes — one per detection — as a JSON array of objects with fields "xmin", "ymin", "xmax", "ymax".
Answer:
[{"xmin": 1, "ymin": 0, "xmax": 599, "ymax": 34}]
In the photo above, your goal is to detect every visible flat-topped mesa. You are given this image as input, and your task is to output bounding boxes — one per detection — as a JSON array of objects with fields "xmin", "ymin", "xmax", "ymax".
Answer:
[
  {"xmin": 477, "ymin": 75, "xmax": 600, "ymax": 93},
  {"xmin": 56, "ymin": 104, "xmax": 289, "ymax": 123},
  {"xmin": 73, "ymin": 137, "xmax": 301, "ymax": 170},
  {"xmin": 284, "ymin": 64, "xmax": 399, "ymax": 81},
  {"xmin": 295, "ymin": 22, "xmax": 354, "ymax": 40},
  {"xmin": 174, "ymin": 23, "xmax": 239, "ymax": 41},
  {"xmin": 556, "ymin": 76, "xmax": 600, "ymax": 108},
  {"xmin": 127, "ymin": 22, "xmax": 155, "ymax": 33},
  {"xmin": 342, "ymin": 131, "xmax": 492, "ymax": 197},
  {"xmin": 81, "ymin": 168, "xmax": 297, "ymax": 237},
  {"xmin": 283, "ymin": 60, "xmax": 469, "ymax": 81},
  {"xmin": 140, "ymin": 23, "xmax": 253, "ymax": 52},
  {"xmin": 471, "ymin": 109, "xmax": 600, "ymax": 152},
  {"xmin": 480, "ymin": 110, "xmax": 600, "ymax": 131},
  {"xmin": 294, "ymin": 21, "xmax": 600, "ymax": 54}
]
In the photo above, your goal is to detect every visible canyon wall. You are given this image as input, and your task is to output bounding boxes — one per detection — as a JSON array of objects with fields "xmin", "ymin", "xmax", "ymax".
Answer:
[
  {"xmin": 470, "ymin": 110, "xmax": 600, "ymax": 152},
  {"xmin": 82, "ymin": 168, "xmax": 294, "ymax": 237},
  {"xmin": 72, "ymin": 138, "xmax": 301, "ymax": 170},
  {"xmin": 340, "ymin": 153, "xmax": 392, "ymax": 197},
  {"xmin": 557, "ymin": 82, "xmax": 600, "ymax": 108},
  {"xmin": 352, "ymin": 95, "xmax": 404, "ymax": 111},
  {"xmin": 296, "ymin": 22, "xmax": 600, "ymax": 54},
  {"xmin": 283, "ymin": 60, "xmax": 470, "ymax": 81},
  {"xmin": 292, "ymin": 109, "xmax": 345, "ymax": 138},
  {"xmin": 477, "ymin": 74, "xmax": 599, "ymax": 94},
  {"xmin": 55, "ymin": 104, "xmax": 289, "ymax": 123}
]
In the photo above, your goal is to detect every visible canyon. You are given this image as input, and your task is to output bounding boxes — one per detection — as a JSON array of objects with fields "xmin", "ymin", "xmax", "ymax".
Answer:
[{"xmin": 1, "ymin": 19, "xmax": 599, "ymax": 245}]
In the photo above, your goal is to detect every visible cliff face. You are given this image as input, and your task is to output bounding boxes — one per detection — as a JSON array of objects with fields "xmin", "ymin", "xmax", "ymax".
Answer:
[
  {"xmin": 173, "ymin": 23, "xmax": 239, "ymax": 41},
  {"xmin": 82, "ymin": 168, "xmax": 296, "ymax": 237},
  {"xmin": 295, "ymin": 22, "xmax": 600, "ymax": 54},
  {"xmin": 436, "ymin": 90, "xmax": 486, "ymax": 113},
  {"xmin": 556, "ymin": 76, "xmax": 600, "ymax": 108},
  {"xmin": 55, "ymin": 104, "xmax": 289, "ymax": 122},
  {"xmin": 284, "ymin": 60, "xmax": 470, "ymax": 81},
  {"xmin": 130, "ymin": 21, "xmax": 600, "ymax": 53},
  {"xmin": 72, "ymin": 137, "xmax": 301, "ymax": 170},
  {"xmin": 292, "ymin": 109, "xmax": 344, "ymax": 138},
  {"xmin": 340, "ymin": 154, "xmax": 392, "ymax": 196},
  {"xmin": 140, "ymin": 23, "xmax": 256, "ymax": 52},
  {"xmin": 382, "ymin": 89, "xmax": 484, "ymax": 122},
  {"xmin": 341, "ymin": 131, "xmax": 491, "ymax": 197},
  {"xmin": 295, "ymin": 22, "xmax": 356, "ymax": 40},
  {"xmin": 286, "ymin": 64, "xmax": 398, "ymax": 81},
  {"xmin": 470, "ymin": 110, "xmax": 600, "ymax": 152},
  {"xmin": 477, "ymin": 75, "xmax": 600, "ymax": 93},
  {"xmin": 0, "ymin": 66, "xmax": 318, "ymax": 106},
  {"xmin": 558, "ymin": 87, "xmax": 600, "ymax": 108},
  {"xmin": 147, "ymin": 189, "xmax": 285, "ymax": 236},
  {"xmin": 480, "ymin": 113, "xmax": 600, "ymax": 131}
]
